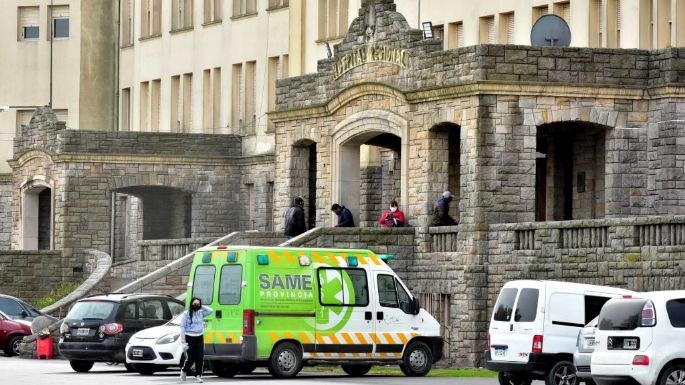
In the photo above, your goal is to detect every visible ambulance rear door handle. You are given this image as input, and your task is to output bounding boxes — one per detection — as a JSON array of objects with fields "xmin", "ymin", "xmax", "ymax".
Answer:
[
  {"xmin": 215, "ymin": 310, "xmax": 222, "ymax": 319},
  {"xmin": 365, "ymin": 311, "xmax": 372, "ymax": 321},
  {"xmin": 376, "ymin": 312, "xmax": 384, "ymax": 321}
]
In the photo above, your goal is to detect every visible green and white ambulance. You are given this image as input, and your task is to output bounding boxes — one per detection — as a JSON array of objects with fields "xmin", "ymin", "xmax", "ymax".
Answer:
[{"xmin": 186, "ymin": 245, "xmax": 443, "ymax": 378}]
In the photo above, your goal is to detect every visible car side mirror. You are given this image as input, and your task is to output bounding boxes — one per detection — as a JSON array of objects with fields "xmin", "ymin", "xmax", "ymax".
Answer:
[
  {"xmin": 412, "ymin": 297, "xmax": 420, "ymax": 315},
  {"xmin": 20, "ymin": 310, "xmax": 28, "ymax": 318}
]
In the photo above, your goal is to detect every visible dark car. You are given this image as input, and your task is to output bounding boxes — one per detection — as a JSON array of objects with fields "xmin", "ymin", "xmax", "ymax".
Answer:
[
  {"xmin": 0, "ymin": 310, "xmax": 32, "ymax": 356},
  {"xmin": 0, "ymin": 294, "xmax": 57, "ymax": 324},
  {"xmin": 58, "ymin": 293, "xmax": 185, "ymax": 373}
]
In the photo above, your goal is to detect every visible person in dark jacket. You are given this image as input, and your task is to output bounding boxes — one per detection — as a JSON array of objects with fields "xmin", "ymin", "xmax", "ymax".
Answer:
[
  {"xmin": 331, "ymin": 203, "xmax": 355, "ymax": 227},
  {"xmin": 284, "ymin": 196, "xmax": 306, "ymax": 238},
  {"xmin": 431, "ymin": 191, "xmax": 457, "ymax": 226}
]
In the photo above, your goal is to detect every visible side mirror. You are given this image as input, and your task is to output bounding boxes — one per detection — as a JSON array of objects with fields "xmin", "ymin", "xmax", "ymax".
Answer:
[
  {"xmin": 20, "ymin": 310, "xmax": 29, "ymax": 318},
  {"xmin": 412, "ymin": 297, "xmax": 420, "ymax": 315}
]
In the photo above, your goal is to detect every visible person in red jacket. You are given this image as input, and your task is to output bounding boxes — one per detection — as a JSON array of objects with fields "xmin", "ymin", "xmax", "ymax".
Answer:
[{"xmin": 379, "ymin": 200, "xmax": 406, "ymax": 227}]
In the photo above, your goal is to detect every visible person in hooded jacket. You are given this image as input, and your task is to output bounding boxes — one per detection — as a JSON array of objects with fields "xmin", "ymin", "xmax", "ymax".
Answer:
[
  {"xmin": 284, "ymin": 196, "xmax": 306, "ymax": 238},
  {"xmin": 379, "ymin": 200, "xmax": 406, "ymax": 227},
  {"xmin": 431, "ymin": 191, "xmax": 458, "ymax": 226},
  {"xmin": 179, "ymin": 297, "xmax": 212, "ymax": 383}
]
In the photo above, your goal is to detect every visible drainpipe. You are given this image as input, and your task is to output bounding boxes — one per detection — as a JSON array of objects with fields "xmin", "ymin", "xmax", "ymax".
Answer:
[{"xmin": 110, "ymin": 193, "xmax": 116, "ymax": 261}]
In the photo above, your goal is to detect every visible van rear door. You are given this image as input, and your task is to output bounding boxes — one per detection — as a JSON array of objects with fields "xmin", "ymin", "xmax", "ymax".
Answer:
[
  {"xmin": 190, "ymin": 263, "xmax": 218, "ymax": 355},
  {"xmin": 489, "ymin": 282, "xmax": 543, "ymax": 363}
]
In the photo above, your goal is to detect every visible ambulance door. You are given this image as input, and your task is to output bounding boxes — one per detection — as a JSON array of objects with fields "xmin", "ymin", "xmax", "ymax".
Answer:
[
  {"xmin": 373, "ymin": 272, "xmax": 417, "ymax": 359},
  {"xmin": 315, "ymin": 267, "xmax": 375, "ymax": 359}
]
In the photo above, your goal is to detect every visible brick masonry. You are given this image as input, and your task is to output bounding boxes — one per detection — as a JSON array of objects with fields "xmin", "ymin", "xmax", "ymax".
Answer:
[{"xmin": 0, "ymin": 250, "xmax": 73, "ymax": 305}]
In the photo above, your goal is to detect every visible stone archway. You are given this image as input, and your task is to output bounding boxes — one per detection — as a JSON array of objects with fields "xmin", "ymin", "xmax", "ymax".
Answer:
[
  {"xmin": 331, "ymin": 110, "xmax": 409, "ymax": 226},
  {"xmin": 20, "ymin": 178, "xmax": 53, "ymax": 250}
]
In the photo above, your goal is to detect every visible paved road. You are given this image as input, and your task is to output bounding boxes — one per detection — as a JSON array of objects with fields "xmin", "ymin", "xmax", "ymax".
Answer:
[{"xmin": 1, "ymin": 357, "xmax": 499, "ymax": 385}]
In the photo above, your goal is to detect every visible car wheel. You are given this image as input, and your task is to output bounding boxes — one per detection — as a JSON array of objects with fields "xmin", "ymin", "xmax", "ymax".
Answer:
[
  {"xmin": 341, "ymin": 364, "xmax": 372, "ymax": 376},
  {"xmin": 209, "ymin": 361, "xmax": 239, "ymax": 378},
  {"xmin": 498, "ymin": 372, "xmax": 533, "ymax": 385},
  {"xmin": 238, "ymin": 363, "xmax": 258, "ymax": 374},
  {"xmin": 659, "ymin": 364, "xmax": 685, "ymax": 385},
  {"xmin": 399, "ymin": 341, "xmax": 433, "ymax": 377},
  {"xmin": 546, "ymin": 360, "xmax": 578, "ymax": 385},
  {"xmin": 584, "ymin": 379, "xmax": 596, "ymax": 385},
  {"xmin": 6, "ymin": 335, "xmax": 24, "ymax": 357},
  {"xmin": 124, "ymin": 363, "xmax": 135, "ymax": 372},
  {"xmin": 268, "ymin": 342, "xmax": 302, "ymax": 378},
  {"xmin": 70, "ymin": 360, "xmax": 95, "ymax": 373},
  {"xmin": 134, "ymin": 364, "xmax": 158, "ymax": 375}
]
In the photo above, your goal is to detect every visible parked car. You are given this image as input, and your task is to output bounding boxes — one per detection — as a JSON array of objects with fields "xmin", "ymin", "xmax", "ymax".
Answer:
[
  {"xmin": 592, "ymin": 291, "xmax": 685, "ymax": 385},
  {"xmin": 58, "ymin": 293, "xmax": 184, "ymax": 373},
  {"xmin": 573, "ymin": 317, "xmax": 599, "ymax": 385},
  {"xmin": 0, "ymin": 310, "xmax": 32, "ymax": 356},
  {"xmin": 125, "ymin": 313, "xmax": 185, "ymax": 375},
  {"xmin": 484, "ymin": 280, "xmax": 634, "ymax": 385},
  {"xmin": 0, "ymin": 294, "xmax": 57, "ymax": 324}
]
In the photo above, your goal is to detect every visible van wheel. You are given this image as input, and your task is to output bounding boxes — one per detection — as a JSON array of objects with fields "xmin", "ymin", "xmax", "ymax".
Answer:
[
  {"xmin": 546, "ymin": 361, "xmax": 578, "ymax": 385},
  {"xmin": 341, "ymin": 364, "xmax": 372, "ymax": 376},
  {"xmin": 268, "ymin": 342, "xmax": 302, "ymax": 378},
  {"xmin": 70, "ymin": 360, "xmax": 94, "ymax": 373},
  {"xmin": 238, "ymin": 363, "xmax": 258, "ymax": 374},
  {"xmin": 659, "ymin": 364, "xmax": 685, "ymax": 385},
  {"xmin": 400, "ymin": 341, "xmax": 433, "ymax": 377},
  {"xmin": 209, "ymin": 361, "xmax": 239, "ymax": 378},
  {"xmin": 498, "ymin": 372, "xmax": 533, "ymax": 385}
]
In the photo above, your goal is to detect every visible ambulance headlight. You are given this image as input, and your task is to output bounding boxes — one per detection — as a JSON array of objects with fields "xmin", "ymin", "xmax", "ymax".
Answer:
[{"xmin": 156, "ymin": 333, "xmax": 180, "ymax": 344}]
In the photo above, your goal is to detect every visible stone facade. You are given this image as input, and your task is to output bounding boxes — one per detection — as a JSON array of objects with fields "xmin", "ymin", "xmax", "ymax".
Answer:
[
  {"xmin": 0, "ymin": 250, "xmax": 73, "ymax": 305},
  {"xmin": 0, "ymin": 174, "xmax": 10, "ymax": 250}
]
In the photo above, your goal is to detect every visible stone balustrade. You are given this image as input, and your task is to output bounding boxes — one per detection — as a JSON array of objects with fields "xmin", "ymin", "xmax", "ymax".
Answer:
[{"xmin": 428, "ymin": 226, "xmax": 459, "ymax": 252}]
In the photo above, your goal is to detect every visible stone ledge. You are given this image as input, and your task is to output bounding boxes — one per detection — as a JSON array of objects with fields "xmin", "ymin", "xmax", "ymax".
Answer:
[{"xmin": 489, "ymin": 215, "xmax": 685, "ymax": 231}]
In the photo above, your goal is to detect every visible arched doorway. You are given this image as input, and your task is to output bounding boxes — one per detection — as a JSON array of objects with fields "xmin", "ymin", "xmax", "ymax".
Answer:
[
  {"xmin": 332, "ymin": 110, "xmax": 408, "ymax": 226},
  {"xmin": 21, "ymin": 181, "xmax": 53, "ymax": 250},
  {"xmin": 289, "ymin": 140, "xmax": 318, "ymax": 229},
  {"xmin": 430, "ymin": 122, "xmax": 461, "ymax": 221}
]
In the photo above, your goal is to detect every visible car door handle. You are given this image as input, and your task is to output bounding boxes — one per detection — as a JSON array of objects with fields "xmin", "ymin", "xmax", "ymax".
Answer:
[
  {"xmin": 376, "ymin": 312, "xmax": 384, "ymax": 321},
  {"xmin": 364, "ymin": 311, "xmax": 372, "ymax": 321},
  {"xmin": 215, "ymin": 310, "xmax": 222, "ymax": 319}
]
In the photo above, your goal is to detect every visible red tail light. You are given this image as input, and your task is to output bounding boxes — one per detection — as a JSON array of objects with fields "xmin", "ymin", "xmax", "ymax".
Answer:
[
  {"xmin": 532, "ymin": 335, "xmax": 543, "ymax": 353},
  {"xmin": 243, "ymin": 309, "xmax": 255, "ymax": 336},
  {"xmin": 99, "ymin": 323, "xmax": 123, "ymax": 335},
  {"xmin": 640, "ymin": 301, "xmax": 656, "ymax": 327},
  {"xmin": 633, "ymin": 355, "xmax": 650, "ymax": 366}
]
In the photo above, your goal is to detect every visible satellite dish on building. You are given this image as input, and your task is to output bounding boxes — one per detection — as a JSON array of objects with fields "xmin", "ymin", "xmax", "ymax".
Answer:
[{"xmin": 530, "ymin": 14, "xmax": 571, "ymax": 47}]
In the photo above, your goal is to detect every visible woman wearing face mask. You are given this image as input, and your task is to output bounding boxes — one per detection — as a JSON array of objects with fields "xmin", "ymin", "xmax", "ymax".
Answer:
[
  {"xmin": 179, "ymin": 297, "xmax": 213, "ymax": 383},
  {"xmin": 379, "ymin": 200, "xmax": 406, "ymax": 227}
]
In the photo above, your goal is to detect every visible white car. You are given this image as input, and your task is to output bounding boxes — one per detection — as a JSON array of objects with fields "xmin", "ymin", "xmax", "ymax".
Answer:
[
  {"xmin": 125, "ymin": 313, "xmax": 185, "ymax": 375},
  {"xmin": 592, "ymin": 291, "xmax": 685, "ymax": 385}
]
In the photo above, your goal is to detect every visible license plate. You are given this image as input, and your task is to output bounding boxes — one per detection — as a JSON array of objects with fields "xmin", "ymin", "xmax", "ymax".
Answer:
[
  {"xmin": 623, "ymin": 338, "xmax": 638, "ymax": 349},
  {"xmin": 76, "ymin": 328, "xmax": 90, "ymax": 336},
  {"xmin": 132, "ymin": 349, "xmax": 143, "ymax": 357},
  {"xmin": 494, "ymin": 348, "xmax": 506, "ymax": 357}
]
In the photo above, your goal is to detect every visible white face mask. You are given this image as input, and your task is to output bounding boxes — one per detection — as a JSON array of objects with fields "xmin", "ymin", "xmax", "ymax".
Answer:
[{"xmin": 390, "ymin": 207, "xmax": 397, "ymax": 212}]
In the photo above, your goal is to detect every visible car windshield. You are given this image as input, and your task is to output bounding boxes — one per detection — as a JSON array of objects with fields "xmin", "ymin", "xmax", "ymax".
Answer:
[
  {"xmin": 66, "ymin": 300, "xmax": 117, "ymax": 320},
  {"xmin": 166, "ymin": 313, "xmax": 184, "ymax": 326}
]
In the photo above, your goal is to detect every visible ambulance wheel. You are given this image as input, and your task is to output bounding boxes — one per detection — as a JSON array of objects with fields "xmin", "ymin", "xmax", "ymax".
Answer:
[
  {"xmin": 341, "ymin": 364, "xmax": 372, "ymax": 376},
  {"xmin": 498, "ymin": 372, "xmax": 533, "ymax": 385},
  {"xmin": 209, "ymin": 361, "xmax": 239, "ymax": 378},
  {"xmin": 70, "ymin": 360, "xmax": 94, "ymax": 373},
  {"xmin": 268, "ymin": 342, "xmax": 302, "ymax": 378},
  {"xmin": 238, "ymin": 363, "xmax": 258, "ymax": 374},
  {"xmin": 400, "ymin": 341, "xmax": 432, "ymax": 377},
  {"xmin": 546, "ymin": 360, "xmax": 578, "ymax": 385}
]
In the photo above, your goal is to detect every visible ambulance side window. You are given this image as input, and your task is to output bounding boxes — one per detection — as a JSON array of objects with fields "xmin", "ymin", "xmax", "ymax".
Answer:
[
  {"xmin": 317, "ymin": 268, "xmax": 369, "ymax": 306},
  {"xmin": 219, "ymin": 265, "xmax": 242, "ymax": 305},
  {"xmin": 192, "ymin": 265, "xmax": 215, "ymax": 305},
  {"xmin": 377, "ymin": 274, "xmax": 399, "ymax": 308},
  {"xmin": 395, "ymin": 278, "xmax": 413, "ymax": 314}
]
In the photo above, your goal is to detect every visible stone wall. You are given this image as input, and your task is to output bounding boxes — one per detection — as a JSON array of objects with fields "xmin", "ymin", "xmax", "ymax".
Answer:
[
  {"xmin": 0, "ymin": 250, "xmax": 72, "ymax": 305},
  {"xmin": 0, "ymin": 174, "xmax": 11, "ymax": 250}
]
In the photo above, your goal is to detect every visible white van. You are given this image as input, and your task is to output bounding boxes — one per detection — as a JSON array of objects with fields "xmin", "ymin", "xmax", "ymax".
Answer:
[{"xmin": 485, "ymin": 280, "xmax": 634, "ymax": 385}]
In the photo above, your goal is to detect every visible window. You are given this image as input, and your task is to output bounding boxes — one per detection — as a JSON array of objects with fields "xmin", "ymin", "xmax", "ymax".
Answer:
[
  {"xmin": 554, "ymin": 1, "xmax": 571, "ymax": 23},
  {"xmin": 244, "ymin": 61, "xmax": 256, "ymax": 135},
  {"xmin": 121, "ymin": 88, "xmax": 131, "ymax": 131},
  {"xmin": 140, "ymin": 300, "xmax": 164, "ymax": 320},
  {"xmin": 231, "ymin": 63, "xmax": 242, "ymax": 132},
  {"xmin": 377, "ymin": 274, "xmax": 398, "ymax": 308},
  {"xmin": 657, "ymin": 0, "xmax": 671, "ymax": 48},
  {"xmin": 172, "ymin": 0, "xmax": 193, "ymax": 30},
  {"xmin": 49, "ymin": 5, "xmax": 69, "ymax": 39},
  {"xmin": 318, "ymin": 268, "xmax": 369, "ymax": 306},
  {"xmin": 533, "ymin": 5, "xmax": 549, "ymax": 23},
  {"xmin": 396, "ymin": 279, "xmax": 413, "ymax": 314},
  {"xmin": 499, "ymin": 12, "xmax": 515, "ymax": 44},
  {"xmin": 219, "ymin": 265, "xmax": 243, "ymax": 305},
  {"xmin": 141, "ymin": 0, "xmax": 162, "ymax": 38},
  {"xmin": 246, "ymin": 183, "xmax": 255, "ymax": 227},
  {"xmin": 192, "ymin": 265, "xmax": 215, "ymax": 304},
  {"xmin": 182, "ymin": 73, "xmax": 193, "ymax": 132},
  {"xmin": 433, "ymin": 24, "xmax": 445, "ymax": 48},
  {"xmin": 608, "ymin": 0, "xmax": 621, "ymax": 48},
  {"xmin": 212, "ymin": 67, "xmax": 221, "ymax": 132},
  {"xmin": 16, "ymin": 110, "xmax": 34, "ymax": 135},
  {"xmin": 318, "ymin": 0, "xmax": 349, "ymax": 41},
  {"xmin": 18, "ymin": 6, "xmax": 40, "ymax": 40},
  {"xmin": 268, "ymin": 56, "xmax": 287, "ymax": 131},
  {"xmin": 233, "ymin": 0, "xmax": 257, "ymax": 17},
  {"xmin": 204, "ymin": 0, "xmax": 222, "ymax": 23},
  {"xmin": 493, "ymin": 288, "xmax": 517, "ymax": 321},
  {"xmin": 0, "ymin": 298, "xmax": 25, "ymax": 317},
  {"xmin": 151, "ymin": 79, "xmax": 160, "ymax": 131},
  {"xmin": 54, "ymin": 109, "xmax": 68, "ymax": 124},
  {"xmin": 122, "ymin": 0, "xmax": 134, "ymax": 45},
  {"xmin": 171, "ymin": 75, "xmax": 180, "ymax": 132},
  {"xmin": 590, "ymin": 0, "xmax": 602, "ymax": 47},
  {"xmin": 585, "ymin": 295, "xmax": 611, "ymax": 324},
  {"xmin": 140, "ymin": 81, "xmax": 149, "ymax": 131},
  {"xmin": 167, "ymin": 301, "xmax": 184, "ymax": 317},
  {"xmin": 598, "ymin": 300, "xmax": 648, "ymax": 330},
  {"xmin": 667, "ymin": 299, "xmax": 685, "ymax": 328},
  {"xmin": 514, "ymin": 288, "xmax": 538, "ymax": 322},
  {"xmin": 269, "ymin": 0, "xmax": 289, "ymax": 9},
  {"xmin": 203, "ymin": 68, "xmax": 221, "ymax": 132},
  {"xmin": 479, "ymin": 15, "xmax": 495, "ymax": 44},
  {"xmin": 65, "ymin": 301, "xmax": 116, "ymax": 320},
  {"xmin": 448, "ymin": 21, "xmax": 464, "ymax": 49}
]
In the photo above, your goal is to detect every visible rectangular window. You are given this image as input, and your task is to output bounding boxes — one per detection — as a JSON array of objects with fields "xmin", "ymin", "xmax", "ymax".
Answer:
[
  {"xmin": 244, "ymin": 60, "xmax": 256, "ymax": 135},
  {"xmin": 231, "ymin": 63, "xmax": 242, "ymax": 133},
  {"xmin": 212, "ymin": 67, "xmax": 221, "ymax": 132},
  {"xmin": 219, "ymin": 265, "xmax": 243, "ymax": 305},
  {"xmin": 268, "ymin": 56, "xmax": 279, "ymax": 129},
  {"xmin": 448, "ymin": 21, "xmax": 464, "ymax": 49},
  {"xmin": 151, "ymin": 79, "xmax": 160, "ymax": 131},
  {"xmin": 141, "ymin": 0, "xmax": 162, "ymax": 38},
  {"xmin": 16, "ymin": 110, "xmax": 34, "ymax": 135},
  {"xmin": 172, "ymin": 0, "xmax": 194, "ymax": 30},
  {"xmin": 192, "ymin": 265, "xmax": 215, "ymax": 305},
  {"xmin": 182, "ymin": 73, "xmax": 193, "ymax": 132},
  {"xmin": 140, "ymin": 81, "xmax": 150, "ymax": 131},
  {"xmin": 18, "ymin": 6, "xmax": 40, "ymax": 41},
  {"xmin": 49, "ymin": 5, "xmax": 70, "ymax": 39},
  {"xmin": 233, "ymin": 0, "xmax": 257, "ymax": 17},
  {"xmin": 499, "ymin": 12, "xmax": 515, "ymax": 44},
  {"xmin": 269, "ymin": 0, "xmax": 289, "ymax": 9},
  {"xmin": 121, "ymin": 88, "xmax": 131, "ymax": 131},
  {"xmin": 204, "ymin": 0, "xmax": 222, "ymax": 23},
  {"xmin": 246, "ymin": 183, "xmax": 255, "ymax": 227},
  {"xmin": 666, "ymin": 299, "xmax": 685, "ymax": 328},
  {"xmin": 585, "ymin": 295, "xmax": 611, "ymax": 324},
  {"xmin": 54, "ymin": 109, "xmax": 68, "ymax": 123},
  {"xmin": 533, "ymin": 5, "xmax": 549, "ymax": 23},
  {"xmin": 140, "ymin": 300, "xmax": 164, "ymax": 320},
  {"xmin": 598, "ymin": 300, "xmax": 648, "ymax": 330},
  {"xmin": 318, "ymin": 0, "xmax": 348, "ymax": 40},
  {"xmin": 514, "ymin": 288, "xmax": 539, "ymax": 322},
  {"xmin": 658, "ymin": 0, "xmax": 670, "ymax": 48},
  {"xmin": 377, "ymin": 274, "xmax": 399, "ymax": 308},
  {"xmin": 493, "ymin": 288, "xmax": 517, "ymax": 321},
  {"xmin": 203, "ymin": 69, "xmax": 211, "ymax": 130},
  {"xmin": 554, "ymin": 1, "xmax": 571, "ymax": 23},
  {"xmin": 433, "ymin": 24, "xmax": 445, "ymax": 48},
  {"xmin": 479, "ymin": 15, "xmax": 495, "ymax": 44},
  {"xmin": 319, "ymin": 268, "xmax": 369, "ymax": 306},
  {"xmin": 122, "ymin": 0, "xmax": 134, "ymax": 45},
  {"xmin": 171, "ymin": 75, "xmax": 180, "ymax": 132}
]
